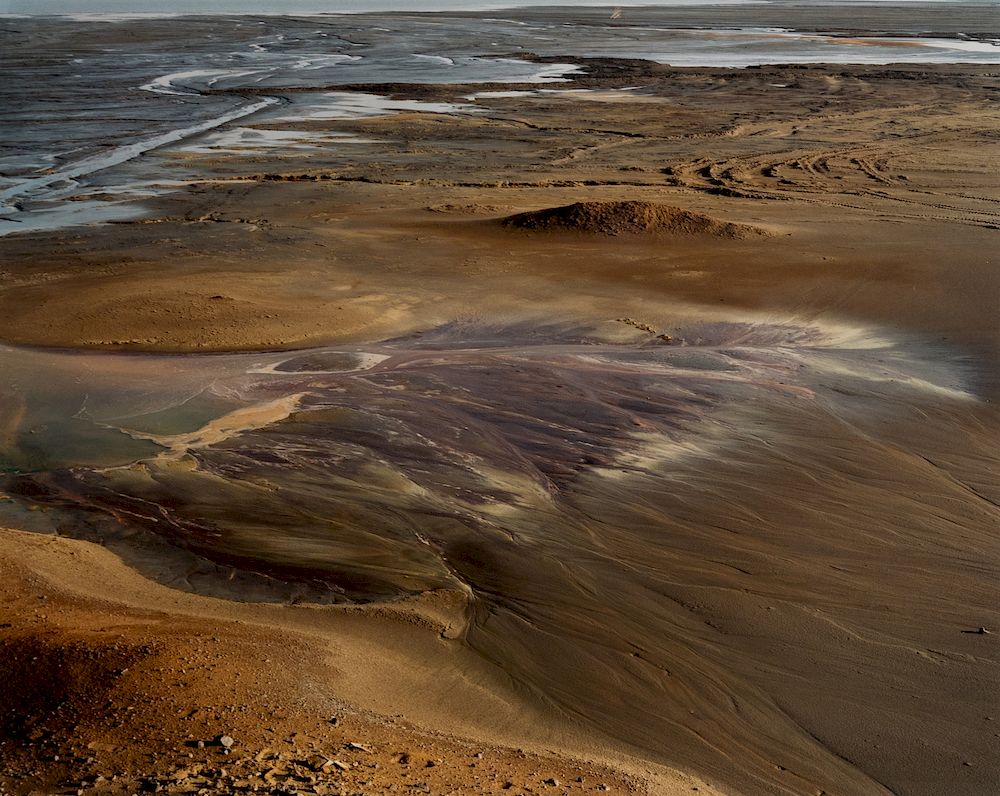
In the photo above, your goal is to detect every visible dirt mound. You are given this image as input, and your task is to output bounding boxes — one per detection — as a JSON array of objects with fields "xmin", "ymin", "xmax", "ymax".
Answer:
[{"xmin": 500, "ymin": 201, "xmax": 765, "ymax": 238}]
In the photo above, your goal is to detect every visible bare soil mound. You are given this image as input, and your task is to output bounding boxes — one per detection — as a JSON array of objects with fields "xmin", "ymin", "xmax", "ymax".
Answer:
[{"xmin": 500, "ymin": 201, "xmax": 765, "ymax": 238}]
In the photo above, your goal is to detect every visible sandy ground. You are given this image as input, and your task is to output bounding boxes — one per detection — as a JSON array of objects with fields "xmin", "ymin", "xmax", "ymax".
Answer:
[
  {"xmin": 0, "ymin": 526, "xmax": 709, "ymax": 795},
  {"xmin": 1, "ymin": 62, "xmax": 997, "ymax": 364},
  {"xmin": 1, "ymin": 21, "xmax": 999, "ymax": 796}
]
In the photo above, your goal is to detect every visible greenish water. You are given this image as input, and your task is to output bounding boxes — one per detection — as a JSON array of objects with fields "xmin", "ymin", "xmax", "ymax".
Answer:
[{"xmin": 0, "ymin": 345, "xmax": 262, "ymax": 473}]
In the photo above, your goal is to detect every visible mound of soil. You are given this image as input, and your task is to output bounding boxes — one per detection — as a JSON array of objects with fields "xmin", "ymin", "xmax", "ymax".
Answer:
[{"xmin": 500, "ymin": 201, "xmax": 765, "ymax": 238}]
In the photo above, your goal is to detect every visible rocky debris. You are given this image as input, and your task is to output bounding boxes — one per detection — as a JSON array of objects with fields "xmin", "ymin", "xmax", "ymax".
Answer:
[
  {"xmin": 615, "ymin": 317, "xmax": 674, "ymax": 344},
  {"xmin": 0, "ymin": 616, "xmax": 630, "ymax": 795},
  {"xmin": 616, "ymin": 317, "xmax": 657, "ymax": 334},
  {"xmin": 308, "ymin": 754, "xmax": 335, "ymax": 772},
  {"xmin": 46, "ymin": 739, "xmax": 626, "ymax": 795},
  {"xmin": 500, "ymin": 200, "xmax": 766, "ymax": 238}
]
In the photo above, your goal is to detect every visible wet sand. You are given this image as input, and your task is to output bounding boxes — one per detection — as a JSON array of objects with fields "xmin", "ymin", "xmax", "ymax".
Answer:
[{"xmin": 2, "ymin": 6, "xmax": 999, "ymax": 796}]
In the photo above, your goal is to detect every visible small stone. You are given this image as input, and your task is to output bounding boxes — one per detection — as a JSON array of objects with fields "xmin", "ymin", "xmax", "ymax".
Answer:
[
  {"xmin": 544, "ymin": 777, "xmax": 559, "ymax": 786},
  {"xmin": 425, "ymin": 760, "xmax": 436, "ymax": 768},
  {"xmin": 196, "ymin": 741, "xmax": 205, "ymax": 749},
  {"xmin": 332, "ymin": 760, "xmax": 350, "ymax": 771},
  {"xmin": 346, "ymin": 742, "xmax": 370, "ymax": 752},
  {"xmin": 218, "ymin": 736, "xmax": 235, "ymax": 749}
]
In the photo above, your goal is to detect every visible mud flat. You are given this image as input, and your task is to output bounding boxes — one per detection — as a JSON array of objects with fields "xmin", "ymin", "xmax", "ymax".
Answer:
[{"xmin": 1, "ymin": 6, "xmax": 999, "ymax": 796}]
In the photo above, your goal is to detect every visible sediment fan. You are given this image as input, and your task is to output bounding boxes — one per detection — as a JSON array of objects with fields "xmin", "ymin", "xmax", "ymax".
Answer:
[{"xmin": 500, "ymin": 200, "xmax": 767, "ymax": 238}]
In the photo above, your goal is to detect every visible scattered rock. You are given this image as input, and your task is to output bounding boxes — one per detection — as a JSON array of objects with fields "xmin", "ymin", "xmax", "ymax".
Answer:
[
  {"xmin": 616, "ymin": 317, "xmax": 657, "ymax": 334},
  {"xmin": 217, "ymin": 735, "xmax": 235, "ymax": 749},
  {"xmin": 310, "ymin": 755, "xmax": 335, "ymax": 772}
]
